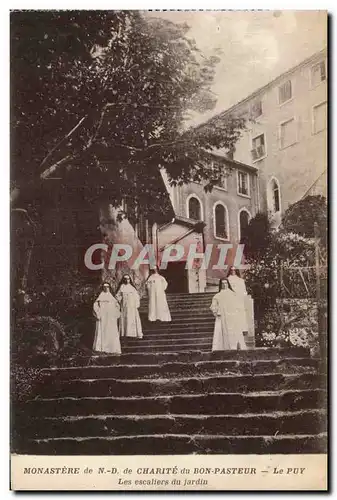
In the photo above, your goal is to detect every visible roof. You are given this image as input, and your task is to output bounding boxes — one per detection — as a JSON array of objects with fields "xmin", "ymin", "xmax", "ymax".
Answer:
[
  {"xmin": 159, "ymin": 215, "xmax": 206, "ymax": 232},
  {"xmin": 207, "ymin": 150, "xmax": 258, "ymax": 173}
]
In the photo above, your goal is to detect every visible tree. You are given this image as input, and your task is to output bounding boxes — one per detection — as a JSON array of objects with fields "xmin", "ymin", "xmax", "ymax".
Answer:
[
  {"xmin": 243, "ymin": 212, "xmax": 318, "ymax": 348},
  {"xmin": 241, "ymin": 212, "xmax": 273, "ymax": 260},
  {"xmin": 11, "ymin": 10, "xmax": 248, "ymax": 338},
  {"xmin": 11, "ymin": 10, "xmax": 246, "ymax": 220},
  {"xmin": 282, "ymin": 195, "xmax": 327, "ymax": 245}
]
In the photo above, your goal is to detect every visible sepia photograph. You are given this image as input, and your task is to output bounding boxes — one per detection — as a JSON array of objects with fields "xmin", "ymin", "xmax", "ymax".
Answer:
[{"xmin": 10, "ymin": 8, "xmax": 328, "ymax": 490}]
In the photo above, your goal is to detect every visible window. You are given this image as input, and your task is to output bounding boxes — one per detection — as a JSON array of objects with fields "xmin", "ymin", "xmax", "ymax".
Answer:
[
  {"xmin": 215, "ymin": 175, "xmax": 228, "ymax": 191},
  {"xmin": 237, "ymin": 171, "xmax": 250, "ymax": 197},
  {"xmin": 239, "ymin": 209, "xmax": 251, "ymax": 242},
  {"xmin": 273, "ymin": 182, "xmax": 280, "ymax": 212},
  {"xmin": 278, "ymin": 80, "xmax": 292, "ymax": 104},
  {"xmin": 251, "ymin": 99, "xmax": 263, "ymax": 119},
  {"xmin": 214, "ymin": 203, "xmax": 229, "ymax": 240},
  {"xmin": 251, "ymin": 134, "xmax": 266, "ymax": 161},
  {"xmin": 311, "ymin": 60, "xmax": 326, "ymax": 87},
  {"xmin": 313, "ymin": 102, "xmax": 327, "ymax": 134},
  {"xmin": 280, "ymin": 118, "xmax": 297, "ymax": 149},
  {"xmin": 187, "ymin": 195, "xmax": 202, "ymax": 220},
  {"xmin": 211, "ymin": 160, "xmax": 228, "ymax": 189}
]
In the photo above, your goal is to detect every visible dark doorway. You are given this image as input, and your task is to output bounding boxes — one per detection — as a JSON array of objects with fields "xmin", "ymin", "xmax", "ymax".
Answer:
[
  {"xmin": 239, "ymin": 210, "xmax": 250, "ymax": 243},
  {"xmin": 161, "ymin": 261, "xmax": 188, "ymax": 293}
]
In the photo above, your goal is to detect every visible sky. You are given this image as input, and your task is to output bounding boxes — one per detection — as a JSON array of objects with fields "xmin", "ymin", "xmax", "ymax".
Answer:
[{"xmin": 148, "ymin": 10, "xmax": 327, "ymax": 125}]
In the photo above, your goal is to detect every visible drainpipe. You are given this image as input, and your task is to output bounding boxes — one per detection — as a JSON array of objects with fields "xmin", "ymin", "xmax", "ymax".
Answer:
[
  {"xmin": 155, "ymin": 223, "xmax": 159, "ymax": 266},
  {"xmin": 256, "ymin": 172, "xmax": 261, "ymax": 213}
]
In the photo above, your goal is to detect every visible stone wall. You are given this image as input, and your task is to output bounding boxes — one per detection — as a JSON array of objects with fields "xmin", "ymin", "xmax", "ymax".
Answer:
[
  {"xmin": 172, "ymin": 171, "xmax": 259, "ymax": 286},
  {"xmin": 222, "ymin": 51, "xmax": 328, "ymax": 213}
]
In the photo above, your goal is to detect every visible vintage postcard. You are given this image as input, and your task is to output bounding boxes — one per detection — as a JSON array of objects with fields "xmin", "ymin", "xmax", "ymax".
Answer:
[{"xmin": 10, "ymin": 9, "xmax": 328, "ymax": 491}]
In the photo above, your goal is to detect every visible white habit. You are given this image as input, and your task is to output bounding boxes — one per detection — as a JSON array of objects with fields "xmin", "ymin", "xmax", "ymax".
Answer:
[
  {"xmin": 210, "ymin": 289, "xmax": 247, "ymax": 351},
  {"xmin": 146, "ymin": 274, "xmax": 171, "ymax": 322},
  {"xmin": 93, "ymin": 291, "xmax": 121, "ymax": 354},
  {"xmin": 227, "ymin": 274, "xmax": 249, "ymax": 333},
  {"xmin": 227, "ymin": 274, "xmax": 247, "ymax": 295},
  {"xmin": 116, "ymin": 284, "xmax": 143, "ymax": 338}
]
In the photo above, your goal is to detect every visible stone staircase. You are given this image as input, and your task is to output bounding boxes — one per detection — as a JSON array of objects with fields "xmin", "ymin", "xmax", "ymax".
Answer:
[{"xmin": 13, "ymin": 293, "xmax": 327, "ymax": 455}]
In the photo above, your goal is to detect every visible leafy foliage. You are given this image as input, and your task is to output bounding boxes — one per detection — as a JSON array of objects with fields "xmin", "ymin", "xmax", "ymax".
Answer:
[
  {"xmin": 245, "ymin": 229, "xmax": 316, "ymax": 300},
  {"xmin": 243, "ymin": 210, "xmax": 318, "ymax": 301},
  {"xmin": 241, "ymin": 212, "xmax": 273, "ymax": 260},
  {"xmin": 242, "ymin": 206, "xmax": 325, "ymax": 349},
  {"xmin": 282, "ymin": 195, "xmax": 327, "ymax": 246},
  {"xmin": 11, "ymin": 363, "xmax": 49, "ymax": 402},
  {"xmin": 11, "ymin": 11, "xmax": 247, "ymax": 349},
  {"xmin": 258, "ymin": 299, "xmax": 319, "ymax": 351},
  {"xmin": 11, "ymin": 10, "xmax": 246, "ymax": 219},
  {"xmin": 13, "ymin": 315, "xmax": 66, "ymax": 363}
]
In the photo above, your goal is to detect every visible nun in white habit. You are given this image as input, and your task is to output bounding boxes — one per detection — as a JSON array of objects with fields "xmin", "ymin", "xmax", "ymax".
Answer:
[
  {"xmin": 116, "ymin": 274, "xmax": 143, "ymax": 339},
  {"xmin": 227, "ymin": 266, "xmax": 249, "ymax": 335},
  {"xmin": 210, "ymin": 278, "xmax": 247, "ymax": 351},
  {"xmin": 93, "ymin": 282, "xmax": 121, "ymax": 354},
  {"xmin": 146, "ymin": 266, "xmax": 171, "ymax": 322}
]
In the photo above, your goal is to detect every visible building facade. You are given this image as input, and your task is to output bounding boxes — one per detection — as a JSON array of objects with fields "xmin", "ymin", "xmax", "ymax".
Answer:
[
  {"xmin": 159, "ymin": 156, "xmax": 260, "ymax": 291},
  {"xmin": 203, "ymin": 48, "xmax": 327, "ymax": 228},
  {"xmin": 101, "ymin": 51, "xmax": 327, "ymax": 295}
]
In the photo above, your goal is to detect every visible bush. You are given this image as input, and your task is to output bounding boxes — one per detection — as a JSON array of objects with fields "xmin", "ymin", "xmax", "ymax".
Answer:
[
  {"xmin": 12, "ymin": 315, "xmax": 66, "ymax": 366},
  {"xmin": 257, "ymin": 298, "xmax": 319, "ymax": 352},
  {"xmin": 245, "ymin": 224, "xmax": 317, "ymax": 301},
  {"xmin": 282, "ymin": 195, "xmax": 327, "ymax": 245},
  {"xmin": 11, "ymin": 363, "xmax": 49, "ymax": 402}
]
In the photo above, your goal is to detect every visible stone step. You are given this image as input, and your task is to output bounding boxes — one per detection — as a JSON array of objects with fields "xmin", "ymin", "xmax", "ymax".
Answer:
[
  {"xmin": 143, "ymin": 315, "xmax": 212, "ymax": 322},
  {"xmin": 139, "ymin": 306, "xmax": 212, "ymax": 314},
  {"xmin": 129, "ymin": 335, "xmax": 253, "ymax": 346},
  {"xmin": 40, "ymin": 372, "xmax": 320, "ymax": 399},
  {"xmin": 141, "ymin": 321, "xmax": 215, "ymax": 331},
  {"xmin": 140, "ymin": 303, "xmax": 212, "ymax": 309},
  {"xmin": 140, "ymin": 302, "xmax": 213, "ymax": 308},
  {"xmin": 21, "ymin": 432, "xmax": 328, "ymax": 455},
  {"xmin": 141, "ymin": 297, "xmax": 213, "ymax": 305},
  {"xmin": 143, "ymin": 294, "xmax": 213, "ymax": 299},
  {"xmin": 42, "ymin": 358, "xmax": 319, "ymax": 381},
  {"xmin": 143, "ymin": 298, "xmax": 212, "ymax": 304},
  {"xmin": 139, "ymin": 311, "xmax": 213, "ymax": 318},
  {"xmin": 139, "ymin": 308, "xmax": 213, "ymax": 314},
  {"xmin": 100, "ymin": 344, "xmax": 257, "ymax": 357},
  {"xmin": 136, "ymin": 332, "xmax": 214, "ymax": 342},
  {"xmin": 163, "ymin": 293, "xmax": 214, "ymax": 298},
  {"xmin": 121, "ymin": 338, "xmax": 209, "ymax": 346},
  {"xmin": 26, "ymin": 388, "xmax": 325, "ymax": 417},
  {"xmin": 54, "ymin": 347, "xmax": 312, "ymax": 367},
  {"xmin": 134, "ymin": 336, "xmax": 256, "ymax": 348},
  {"xmin": 121, "ymin": 338, "xmax": 255, "ymax": 352},
  {"xmin": 121, "ymin": 343, "xmax": 212, "ymax": 353},
  {"xmin": 25, "ymin": 410, "xmax": 327, "ymax": 440},
  {"xmin": 140, "ymin": 327, "xmax": 214, "ymax": 336},
  {"xmin": 142, "ymin": 317, "xmax": 214, "ymax": 324},
  {"xmin": 140, "ymin": 299, "xmax": 213, "ymax": 308},
  {"xmin": 140, "ymin": 328, "xmax": 214, "ymax": 337},
  {"xmin": 141, "ymin": 295, "xmax": 213, "ymax": 301},
  {"xmin": 124, "ymin": 336, "xmax": 213, "ymax": 346}
]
